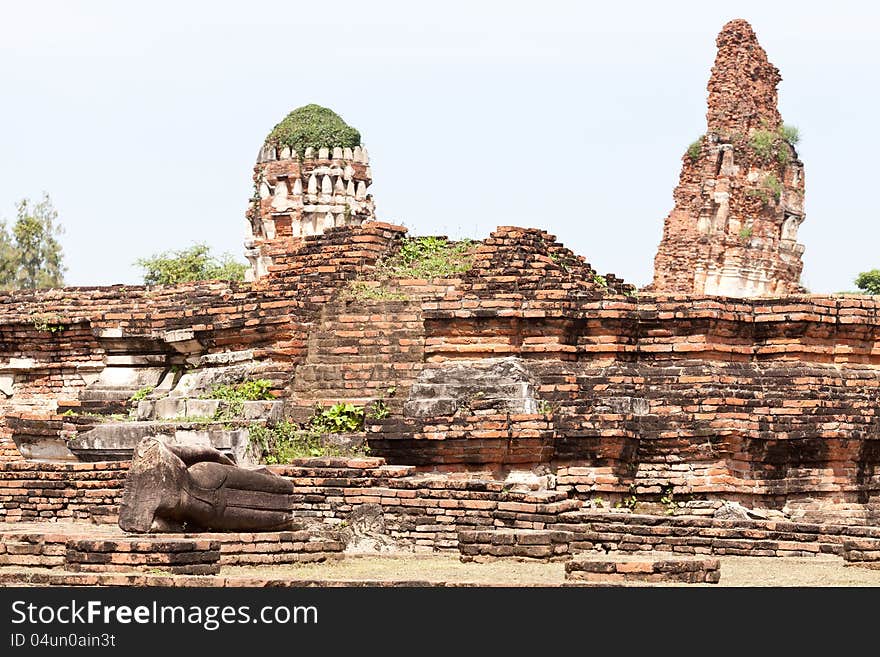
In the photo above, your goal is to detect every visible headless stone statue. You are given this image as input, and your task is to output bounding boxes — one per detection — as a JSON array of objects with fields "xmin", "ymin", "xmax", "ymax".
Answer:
[{"xmin": 119, "ymin": 437, "xmax": 297, "ymax": 533}]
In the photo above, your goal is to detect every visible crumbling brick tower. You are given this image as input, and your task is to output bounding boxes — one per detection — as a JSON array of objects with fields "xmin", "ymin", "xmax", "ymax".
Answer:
[
  {"xmin": 245, "ymin": 104, "xmax": 376, "ymax": 280},
  {"xmin": 651, "ymin": 19, "xmax": 806, "ymax": 297}
]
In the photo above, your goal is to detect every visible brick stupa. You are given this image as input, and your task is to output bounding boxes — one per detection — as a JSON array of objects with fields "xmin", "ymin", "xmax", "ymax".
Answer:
[
  {"xmin": 244, "ymin": 105, "xmax": 375, "ymax": 280},
  {"xmin": 650, "ymin": 19, "xmax": 806, "ymax": 297}
]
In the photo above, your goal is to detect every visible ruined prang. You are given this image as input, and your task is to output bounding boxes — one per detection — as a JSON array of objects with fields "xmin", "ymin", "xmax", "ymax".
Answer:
[
  {"xmin": 650, "ymin": 19, "xmax": 806, "ymax": 297},
  {"xmin": 245, "ymin": 104, "xmax": 375, "ymax": 280}
]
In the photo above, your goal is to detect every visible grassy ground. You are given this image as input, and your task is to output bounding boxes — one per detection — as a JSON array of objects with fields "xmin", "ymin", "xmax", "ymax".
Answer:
[{"xmin": 226, "ymin": 554, "xmax": 880, "ymax": 587}]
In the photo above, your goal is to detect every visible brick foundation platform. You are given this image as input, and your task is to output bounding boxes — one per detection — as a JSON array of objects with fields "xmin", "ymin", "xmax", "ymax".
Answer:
[
  {"xmin": 0, "ymin": 522, "xmax": 344, "ymax": 573},
  {"xmin": 66, "ymin": 538, "xmax": 222, "ymax": 575},
  {"xmin": 565, "ymin": 553, "xmax": 721, "ymax": 584},
  {"xmin": 842, "ymin": 539, "xmax": 880, "ymax": 569},
  {"xmin": 458, "ymin": 529, "xmax": 572, "ymax": 562}
]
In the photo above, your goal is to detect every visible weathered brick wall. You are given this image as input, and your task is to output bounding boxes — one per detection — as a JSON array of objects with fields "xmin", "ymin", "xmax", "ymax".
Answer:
[
  {"xmin": 0, "ymin": 458, "xmax": 580, "ymax": 552},
  {"xmin": 0, "ymin": 461, "xmax": 126, "ymax": 522},
  {"xmin": 2, "ymin": 222, "xmax": 880, "ymax": 522},
  {"xmin": 0, "ymin": 222, "xmax": 404, "ymax": 460}
]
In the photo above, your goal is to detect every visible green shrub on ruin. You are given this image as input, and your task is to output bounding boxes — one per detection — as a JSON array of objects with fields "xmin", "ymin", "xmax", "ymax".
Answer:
[
  {"xmin": 763, "ymin": 173, "xmax": 782, "ymax": 202},
  {"xmin": 341, "ymin": 280, "xmax": 408, "ymax": 301},
  {"xmin": 266, "ymin": 104, "xmax": 361, "ymax": 154},
  {"xmin": 749, "ymin": 129, "xmax": 776, "ymax": 161},
  {"xmin": 129, "ymin": 386, "xmax": 154, "ymax": 403},
  {"xmin": 686, "ymin": 136, "xmax": 703, "ymax": 162},
  {"xmin": 204, "ymin": 379, "xmax": 274, "ymax": 402},
  {"xmin": 135, "ymin": 244, "xmax": 247, "ymax": 285},
  {"xmin": 379, "ymin": 236, "xmax": 475, "ymax": 279},
  {"xmin": 248, "ymin": 421, "xmax": 337, "ymax": 463},
  {"xmin": 779, "ymin": 124, "xmax": 800, "ymax": 145},
  {"xmin": 308, "ymin": 402, "xmax": 365, "ymax": 433},
  {"xmin": 248, "ymin": 414, "xmax": 372, "ymax": 465},
  {"xmin": 749, "ymin": 124, "xmax": 799, "ymax": 163}
]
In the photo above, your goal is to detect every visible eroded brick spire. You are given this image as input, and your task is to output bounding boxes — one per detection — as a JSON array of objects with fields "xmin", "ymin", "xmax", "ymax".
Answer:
[
  {"xmin": 650, "ymin": 20, "xmax": 805, "ymax": 298},
  {"xmin": 706, "ymin": 19, "xmax": 782, "ymax": 135}
]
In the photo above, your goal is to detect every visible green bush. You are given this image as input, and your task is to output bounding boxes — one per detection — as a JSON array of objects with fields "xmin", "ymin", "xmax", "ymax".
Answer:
[
  {"xmin": 855, "ymin": 270, "xmax": 880, "ymax": 295},
  {"xmin": 249, "ymin": 422, "xmax": 339, "ymax": 464},
  {"xmin": 738, "ymin": 226, "xmax": 753, "ymax": 242},
  {"xmin": 379, "ymin": 236, "xmax": 475, "ymax": 279},
  {"xmin": 266, "ymin": 104, "xmax": 361, "ymax": 154},
  {"xmin": 749, "ymin": 130, "xmax": 776, "ymax": 161},
  {"xmin": 204, "ymin": 379, "xmax": 274, "ymax": 402},
  {"xmin": 686, "ymin": 137, "xmax": 703, "ymax": 162},
  {"xmin": 763, "ymin": 173, "xmax": 782, "ymax": 202},
  {"xmin": 130, "ymin": 386, "xmax": 154, "ymax": 403},
  {"xmin": 135, "ymin": 244, "xmax": 247, "ymax": 285},
  {"xmin": 308, "ymin": 402, "xmax": 365, "ymax": 433},
  {"xmin": 779, "ymin": 124, "xmax": 800, "ymax": 145},
  {"xmin": 341, "ymin": 281, "xmax": 408, "ymax": 301}
]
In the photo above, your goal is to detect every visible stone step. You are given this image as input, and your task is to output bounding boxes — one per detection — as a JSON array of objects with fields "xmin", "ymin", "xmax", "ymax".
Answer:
[
  {"xmin": 408, "ymin": 382, "xmax": 533, "ymax": 399},
  {"xmin": 67, "ymin": 422, "xmax": 255, "ymax": 464}
]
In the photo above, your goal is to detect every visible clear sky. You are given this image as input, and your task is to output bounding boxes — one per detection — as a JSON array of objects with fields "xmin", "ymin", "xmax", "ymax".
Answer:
[{"xmin": 1, "ymin": 0, "xmax": 877, "ymax": 292}]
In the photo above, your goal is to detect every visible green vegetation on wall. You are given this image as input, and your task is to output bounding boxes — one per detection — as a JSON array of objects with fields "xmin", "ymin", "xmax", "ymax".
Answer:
[
  {"xmin": 266, "ymin": 104, "xmax": 361, "ymax": 154},
  {"xmin": 748, "ymin": 123, "xmax": 800, "ymax": 163},
  {"xmin": 380, "ymin": 236, "xmax": 475, "ymax": 279},
  {"xmin": 686, "ymin": 136, "xmax": 703, "ymax": 162}
]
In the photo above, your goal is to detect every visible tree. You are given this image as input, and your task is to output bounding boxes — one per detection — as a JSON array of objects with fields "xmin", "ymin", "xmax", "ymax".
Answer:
[
  {"xmin": 135, "ymin": 244, "xmax": 248, "ymax": 285},
  {"xmin": 855, "ymin": 270, "xmax": 880, "ymax": 295},
  {"xmin": 0, "ymin": 194, "xmax": 66, "ymax": 290}
]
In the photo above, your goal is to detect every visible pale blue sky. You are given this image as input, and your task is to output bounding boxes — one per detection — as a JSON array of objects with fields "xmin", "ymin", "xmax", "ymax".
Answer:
[{"xmin": 1, "ymin": 0, "xmax": 877, "ymax": 292}]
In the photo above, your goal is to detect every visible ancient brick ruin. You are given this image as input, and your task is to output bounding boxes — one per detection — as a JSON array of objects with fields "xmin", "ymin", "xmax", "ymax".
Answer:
[
  {"xmin": 1, "ymin": 20, "xmax": 879, "ymax": 586},
  {"xmin": 245, "ymin": 129, "xmax": 375, "ymax": 280},
  {"xmin": 650, "ymin": 19, "xmax": 806, "ymax": 297}
]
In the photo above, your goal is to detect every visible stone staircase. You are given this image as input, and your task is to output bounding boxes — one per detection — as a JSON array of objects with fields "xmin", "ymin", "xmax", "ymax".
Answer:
[{"xmin": 289, "ymin": 300, "xmax": 426, "ymax": 419}]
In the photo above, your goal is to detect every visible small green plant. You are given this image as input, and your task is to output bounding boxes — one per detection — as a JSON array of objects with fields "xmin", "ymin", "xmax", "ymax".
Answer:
[
  {"xmin": 738, "ymin": 226, "xmax": 753, "ymax": 242},
  {"xmin": 379, "ymin": 236, "xmax": 475, "ymax": 279},
  {"xmin": 592, "ymin": 497, "xmax": 604, "ymax": 509},
  {"xmin": 203, "ymin": 379, "xmax": 274, "ymax": 402},
  {"xmin": 368, "ymin": 399, "xmax": 390, "ymax": 420},
  {"xmin": 130, "ymin": 386, "xmax": 154, "ymax": 403},
  {"xmin": 61, "ymin": 408, "xmax": 78, "ymax": 417},
  {"xmin": 779, "ymin": 124, "xmax": 800, "ymax": 145},
  {"xmin": 341, "ymin": 281, "xmax": 408, "ymax": 301},
  {"xmin": 745, "ymin": 188, "xmax": 769, "ymax": 203},
  {"xmin": 248, "ymin": 419, "xmax": 370, "ymax": 464},
  {"xmin": 592, "ymin": 274, "xmax": 608, "ymax": 289},
  {"xmin": 686, "ymin": 136, "xmax": 703, "ymax": 162},
  {"xmin": 536, "ymin": 399, "xmax": 555, "ymax": 415},
  {"xmin": 749, "ymin": 129, "xmax": 776, "ymax": 161},
  {"xmin": 308, "ymin": 402, "xmax": 365, "ymax": 433},
  {"xmin": 763, "ymin": 173, "xmax": 782, "ymax": 202},
  {"xmin": 749, "ymin": 124, "xmax": 799, "ymax": 164},
  {"xmin": 660, "ymin": 485, "xmax": 676, "ymax": 515},
  {"xmin": 31, "ymin": 313, "xmax": 66, "ymax": 333}
]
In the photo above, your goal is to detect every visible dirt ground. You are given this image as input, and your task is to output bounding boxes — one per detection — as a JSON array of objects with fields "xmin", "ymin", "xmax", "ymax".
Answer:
[{"xmin": 226, "ymin": 554, "xmax": 880, "ymax": 587}]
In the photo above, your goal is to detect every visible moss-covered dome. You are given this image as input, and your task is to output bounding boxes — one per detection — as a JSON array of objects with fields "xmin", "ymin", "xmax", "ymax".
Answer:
[{"xmin": 265, "ymin": 104, "xmax": 361, "ymax": 154}]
